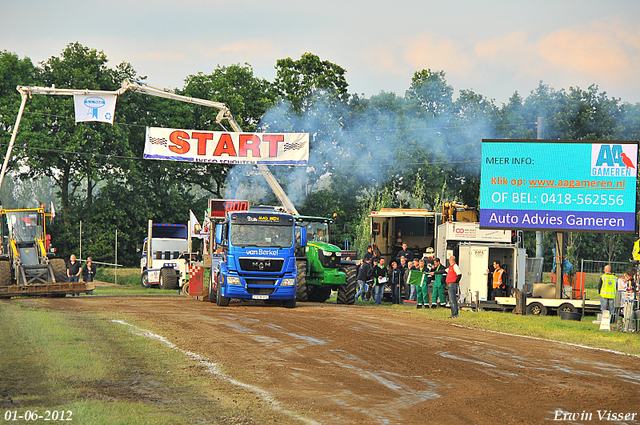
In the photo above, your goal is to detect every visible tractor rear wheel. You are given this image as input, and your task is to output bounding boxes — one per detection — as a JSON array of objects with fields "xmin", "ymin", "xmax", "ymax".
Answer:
[
  {"xmin": 337, "ymin": 264, "xmax": 357, "ymax": 305},
  {"xmin": 296, "ymin": 260, "xmax": 308, "ymax": 302},
  {"xmin": 50, "ymin": 258, "xmax": 67, "ymax": 284}
]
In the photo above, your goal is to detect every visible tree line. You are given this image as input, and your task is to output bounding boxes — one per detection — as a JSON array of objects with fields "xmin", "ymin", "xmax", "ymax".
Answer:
[{"xmin": 1, "ymin": 42, "xmax": 639, "ymax": 269}]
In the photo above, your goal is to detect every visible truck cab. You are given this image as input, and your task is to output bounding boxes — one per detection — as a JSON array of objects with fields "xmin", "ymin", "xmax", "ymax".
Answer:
[
  {"xmin": 140, "ymin": 221, "xmax": 189, "ymax": 290},
  {"xmin": 212, "ymin": 207, "xmax": 305, "ymax": 308}
]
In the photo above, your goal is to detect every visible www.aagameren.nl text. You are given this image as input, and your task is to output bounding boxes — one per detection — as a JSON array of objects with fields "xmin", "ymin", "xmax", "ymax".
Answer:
[{"xmin": 490, "ymin": 178, "xmax": 625, "ymax": 189}]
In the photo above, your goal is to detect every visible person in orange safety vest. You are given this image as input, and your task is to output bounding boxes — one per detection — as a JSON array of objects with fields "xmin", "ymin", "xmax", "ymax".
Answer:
[{"xmin": 487, "ymin": 261, "xmax": 506, "ymax": 300}]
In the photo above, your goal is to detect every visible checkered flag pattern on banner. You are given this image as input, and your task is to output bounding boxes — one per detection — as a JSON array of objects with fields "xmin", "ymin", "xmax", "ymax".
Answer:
[
  {"xmin": 283, "ymin": 141, "xmax": 307, "ymax": 151},
  {"xmin": 149, "ymin": 137, "xmax": 168, "ymax": 146}
]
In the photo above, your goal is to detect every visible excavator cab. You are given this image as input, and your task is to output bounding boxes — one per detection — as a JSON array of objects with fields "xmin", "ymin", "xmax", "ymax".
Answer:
[{"xmin": 0, "ymin": 207, "xmax": 55, "ymax": 285}]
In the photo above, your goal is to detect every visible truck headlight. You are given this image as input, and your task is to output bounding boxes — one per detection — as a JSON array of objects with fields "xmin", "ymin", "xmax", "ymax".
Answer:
[
  {"xmin": 227, "ymin": 276, "xmax": 241, "ymax": 285},
  {"xmin": 281, "ymin": 278, "xmax": 295, "ymax": 286}
]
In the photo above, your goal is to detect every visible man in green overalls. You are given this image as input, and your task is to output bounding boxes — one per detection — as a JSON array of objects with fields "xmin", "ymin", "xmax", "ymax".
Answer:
[{"xmin": 416, "ymin": 259, "xmax": 430, "ymax": 309}]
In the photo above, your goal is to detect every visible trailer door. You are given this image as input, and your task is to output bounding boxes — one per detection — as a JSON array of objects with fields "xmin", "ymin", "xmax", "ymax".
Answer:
[{"xmin": 459, "ymin": 245, "xmax": 490, "ymax": 302}]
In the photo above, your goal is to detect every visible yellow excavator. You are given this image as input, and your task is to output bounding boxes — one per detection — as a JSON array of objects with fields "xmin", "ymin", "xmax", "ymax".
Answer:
[{"xmin": 0, "ymin": 205, "xmax": 93, "ymax": 297}]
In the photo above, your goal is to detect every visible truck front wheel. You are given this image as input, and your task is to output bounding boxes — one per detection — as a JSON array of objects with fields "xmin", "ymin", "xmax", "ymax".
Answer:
[
  {"xmin": 283, "ymin": 298, "xmax": 296, "ymax": 308},
  {"xmin": 141, "ymin": 271, "xmax": 150, "ymax": 288},
  {"xmin": 217, "ymin": 282, "xmax": 230, "ymax": 306},
  {"xmin": 160, "ymin": 268, "xmax": 179, "ymax": 290},
  {"xmin": 296, "ymin": 260, "xmax": 308, "ymax": 302}
]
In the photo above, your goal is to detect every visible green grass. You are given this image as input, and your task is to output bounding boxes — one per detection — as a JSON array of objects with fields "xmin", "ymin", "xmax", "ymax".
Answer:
[
  {"xmin": 93, "ymin": 268, "xmax": 210, "ymax": 296},
  {"xmin": 96, "ymin": 267, "xmax": 141, "ymax": 286},
  {"xmin": 89, "ymin": 285, "xmax": 182, "ymax": 297},
  {"xmin": 0, "ymin": 300, "xmax": 296, "ymax": 425},
  {"xmin": 357, "ymin": 300, "xmax": 640, "ymax": 356}
]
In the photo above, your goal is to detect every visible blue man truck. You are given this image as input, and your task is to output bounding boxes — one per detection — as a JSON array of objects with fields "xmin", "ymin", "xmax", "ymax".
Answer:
[{"xmin": 209, "ymin": 206, "xmax": 306, "ymax": 308}]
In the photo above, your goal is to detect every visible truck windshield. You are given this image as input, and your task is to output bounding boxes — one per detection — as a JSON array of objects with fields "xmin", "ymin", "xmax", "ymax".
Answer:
[
  {"xmin": 7, "ymin": 211, "xmax": 41, "ymax": 243},
  {"xmin": 231, "ymin": 224, "xmax": 293, "ymax": 248}
]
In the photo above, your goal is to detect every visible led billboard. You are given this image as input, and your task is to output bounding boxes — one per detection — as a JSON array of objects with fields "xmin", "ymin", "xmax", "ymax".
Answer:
[{"xmin": 479, "ymin": 140, "xmax": 638, "ymax": 233}]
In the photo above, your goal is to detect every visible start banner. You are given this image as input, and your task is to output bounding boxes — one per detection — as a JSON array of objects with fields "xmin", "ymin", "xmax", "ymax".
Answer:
[{"xmin": 144, "ymin": 127, "xmax": 309, "ymax": 165}]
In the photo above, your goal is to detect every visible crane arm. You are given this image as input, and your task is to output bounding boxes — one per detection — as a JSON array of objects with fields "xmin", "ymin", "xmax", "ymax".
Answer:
[
  {"xmin": 2, "ymin": 81, "xmax": 300, "ymax": 215},
  {"xmin": 120, "ymin": 79, "xmax": 299, "ymax": 215}
]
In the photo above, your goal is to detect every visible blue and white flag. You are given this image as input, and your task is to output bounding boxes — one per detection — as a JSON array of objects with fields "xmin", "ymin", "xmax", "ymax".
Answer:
[{"xmin": 73, "ymin": 94, "xmax": 117, "ymax": 124}]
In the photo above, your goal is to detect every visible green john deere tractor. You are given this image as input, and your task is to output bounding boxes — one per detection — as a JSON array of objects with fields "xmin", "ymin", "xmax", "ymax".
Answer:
[{"xmin": 294, "ymin": 216, "xmax": 356, "ymax": 304}]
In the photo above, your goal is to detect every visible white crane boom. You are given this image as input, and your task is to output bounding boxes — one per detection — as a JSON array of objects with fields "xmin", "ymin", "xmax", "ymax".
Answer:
[{"xmin": 1, "ymin": 80, "xmax": 299, "ymax": 215}]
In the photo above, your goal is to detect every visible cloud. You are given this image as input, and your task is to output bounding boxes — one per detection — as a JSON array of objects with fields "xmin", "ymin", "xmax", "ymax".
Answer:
[
  {"xmin": 400, "ymin": 32, "xmax": 476, "ymax": 77},
  {"xmin": 360, "ymin": 43, "xmax": 408, "ymax": 76},
  {"xmin": 473, "ymin": 21, "xmax": 640, "ymax": 86},
  {"xmin": 475, "ymin": 30, "xmax": 530, "ymax": 61},
  {"xmin": 140, "ymin": 50, "xmax": 188, "ymax": 62},
  {"xmin": 216, "ymin": 39, "xmax": 280, "ymax": 61},
  {"xmin": 537, "ymin": 21, "xmax": 639, "ymax": 83}
]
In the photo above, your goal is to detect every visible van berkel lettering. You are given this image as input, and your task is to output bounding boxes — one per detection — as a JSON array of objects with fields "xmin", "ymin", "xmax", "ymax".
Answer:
[{"xmin": 245, "ymin": 249, "xmax": 279, "ymax": 256}]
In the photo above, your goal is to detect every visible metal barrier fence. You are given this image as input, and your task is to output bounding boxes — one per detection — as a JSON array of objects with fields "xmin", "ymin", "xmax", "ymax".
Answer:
[
  {"xmin": 579, "ymin": 259, "xmax": 635, "ymax": 276},
  {"xmin": 525, "ymin": 257, "xmax": 544, "ymax": 286}
]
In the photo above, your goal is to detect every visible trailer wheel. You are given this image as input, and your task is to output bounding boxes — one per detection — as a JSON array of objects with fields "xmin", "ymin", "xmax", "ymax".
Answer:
[
  {"xmin": 141, "ymin": 271, "xmax": 150, "ymax": 288},
  {"xmin": 0, "ymin": 260, "xmax": 12, "ymax": 286},
  {"xmin": 159, "ymin": 268, "xmax": 179, "ymax": 290},
  {"xmin": 337, "ymin": 265, "xmax": 356, "ymax": 305},
  {"xmin": 217, "ymin": 282, "xmax": 230, "ymax": 306},
  {"xmin": 283, "ymin": 298, "xmax": 296, "ymax": 309},
  {"xmin": 557, "ymin": 303, "xmax": 577, "ymax": 314},
  {"xmin": 296, "ymin": 260, "xmax": 308, "ymax": 302},
  {"xmin": 50, "ymin": 258, "xmax": 66, "ymax": 284},
  {"xmin": 526, "ymin": 302, "xmax": 547, "ymax": 316}
]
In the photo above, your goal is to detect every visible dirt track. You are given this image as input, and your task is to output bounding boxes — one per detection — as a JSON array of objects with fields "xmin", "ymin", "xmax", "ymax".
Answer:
[{"xmin": 42, "ymin": 295, "xmax": 640, "ymax": 424}]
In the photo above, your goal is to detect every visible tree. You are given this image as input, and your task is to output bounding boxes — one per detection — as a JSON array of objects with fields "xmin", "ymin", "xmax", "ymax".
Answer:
[
  {"xmin": 17, "ymin": 43, "xmax": 133, "ymax": 253},
  {"xmin": 273, "ymin": 53, "xmax": 350, "ymax": 114},
  {"xmin": 405, "ymin": 69, "xmax": 454, "ymax": 118},
  {"xmin": 0, "ymin": 50, "xmax": 41, "ymax": 197}
]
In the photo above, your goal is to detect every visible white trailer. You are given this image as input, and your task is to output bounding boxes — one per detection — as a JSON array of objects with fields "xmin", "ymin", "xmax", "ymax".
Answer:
[
  {"xmin": 436, "ymin": 221, "xmax": 525, "ymax": 303},
  {"xmin": 457, "ymin": 242, "xmax": 526, "ymax": 303}
]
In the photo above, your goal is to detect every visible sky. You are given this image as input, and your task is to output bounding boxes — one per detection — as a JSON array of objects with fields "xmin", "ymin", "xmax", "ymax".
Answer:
[{"xmin": 2, "ymin": 0, "xmax": 640, "ymax": 105}]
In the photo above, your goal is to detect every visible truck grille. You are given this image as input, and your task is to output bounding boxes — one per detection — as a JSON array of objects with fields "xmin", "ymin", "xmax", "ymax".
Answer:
[
  {"xmin": 246, "ymin": 279, "xmax": 277, "ymax": 286},
  {"xmin": 247, "ymin": 287, "xmax": 275, "ymax": 295},
  {"xmin": 239, "ymin": 258, "xmax": 284, "ymax": 272}
]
